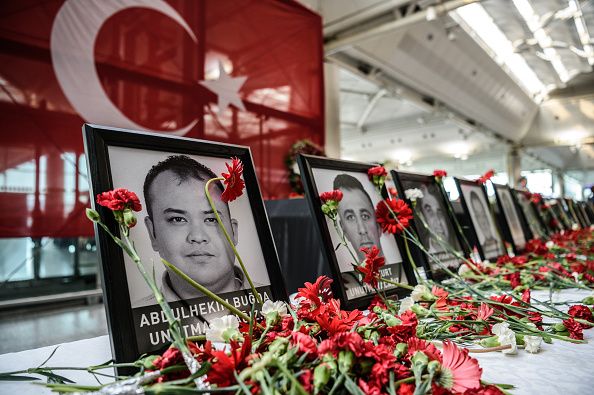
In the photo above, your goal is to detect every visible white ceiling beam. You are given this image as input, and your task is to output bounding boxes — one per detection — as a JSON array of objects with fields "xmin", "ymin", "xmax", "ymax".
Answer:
[
  {"xmin": 356, "ymin": 88, "xmax": 387, "ymax": 131},
  {"xmin": 323, "ymin": 0, "xmax": 412, "ymax": 37},
  {"xmin": 324, "ymin": 0, "xmax": 477, "ymax": 55},
  {"xmin": 569, "ymin": 0, "xmax": 594, "ymax": 66}
]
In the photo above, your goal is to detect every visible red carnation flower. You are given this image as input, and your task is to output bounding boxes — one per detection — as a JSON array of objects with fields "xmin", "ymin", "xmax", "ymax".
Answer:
[
  {"xmin": 368, "ymin": 165, "xmax": 387, "ymax": 179},
  {"xmin": 375, "ymin": 198, "xmax": 413, "ymax": 234},
  {"xmin": 388, "ymin": 187, "xmax": 398, "ymax": 197},
  {"xmin": 96, "ymin": 188, "xmax": 142, "ymax": 212},
  {"xmin": 296, "ymin": 276, "xmax": 333, "ymax": 319},
  {"xmin": 530, "ymin": 193, "xmax": 542, "ymax": 204},
  {"xmin": 221, "ymin": 157, "xmax": 245, "ymax": 203},
  {"xmin": 291, "ymin": 332, "xmax": 318, "ymax": 357},
  {"xmin": 319, "ymin": 189, "xmax": 343, "ymax": 203},
  {"xmin": 433, "ymin": 169, "xmax": 447, "ymax": 178},
  {"xmin": 207, "ymin": 335, "xmax": 252, "ymax": 387},
  {"xmin": 563, "ymin": 318, "xmax": 584, "ymax": 340},
  {"xmin": 568, "ymin": 305, "xmax": 594, "ymax": 328},
  {"xmin": 356, "ymin": 245, "xmax": 385, "ymax": 287},
  {"xmin": 477, "ymin": 169, "xmax": 495, "ymax": 184},
  {"xmin": 368, "ymin": 165, "xmax": 388, "ymax": 189}
]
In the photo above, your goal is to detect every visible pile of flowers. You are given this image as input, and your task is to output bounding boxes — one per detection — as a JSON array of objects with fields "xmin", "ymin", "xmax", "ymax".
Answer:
[
  {"xmin": 2, "ymin": 161, "xmax": 594, "ymax": 395},
  {"xmin": 459, "ymin": 232, "xmax": 594, "ymax": 290}
]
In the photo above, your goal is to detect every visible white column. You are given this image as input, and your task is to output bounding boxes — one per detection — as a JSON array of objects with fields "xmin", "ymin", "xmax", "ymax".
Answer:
[
  {"xmin": 507, "ymin": 146, "xmax": 521, "ymax": 187},
  {"xmin": 324, "ymin": 62, "xmax": 341, "ymax": 159}
]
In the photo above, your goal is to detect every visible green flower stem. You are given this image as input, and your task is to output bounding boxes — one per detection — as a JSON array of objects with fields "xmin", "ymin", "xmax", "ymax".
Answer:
[
  {"xmin": 404, "ymin": 234, "xmax": 426, "ymax": 286},
  {"xmin": 435, "ymin": 178, "xmax": 473, "ymax": 252},
  {"xmin": 96, "ymin": 221, "xmax": 199, "ymax": 379},
  {"xmin": 204, "ymin": 177, "xmax": 262, "ymax": 305},
  {"xmin": 392, "ymin": 376, "xmax": 416, "ymax": 388},
  {"xmin": 377, "ymin": 277, "xmax": 415, "ymax": 291},
  {"xmin": 162, "ymin": 258, "xmax": 253, "ymax": 325},
  {"xmin": 330, "ymin": 216, "xmax": 362, "ymax": 266},
  {"xmin": 275, "ymin": 360, "xmax": 308, "ymax": 395}
]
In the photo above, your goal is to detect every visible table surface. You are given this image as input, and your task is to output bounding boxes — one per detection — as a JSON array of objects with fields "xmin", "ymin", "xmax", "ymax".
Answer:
[{"xmin": 0, "ymin": 289, "xmax": 592, "ymax": 394}]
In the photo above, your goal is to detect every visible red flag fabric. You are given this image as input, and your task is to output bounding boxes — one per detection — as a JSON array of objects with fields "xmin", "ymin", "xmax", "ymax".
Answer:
[{"xmin": 0, "ymin": 0, "xmax": 324, "ymax": 238}]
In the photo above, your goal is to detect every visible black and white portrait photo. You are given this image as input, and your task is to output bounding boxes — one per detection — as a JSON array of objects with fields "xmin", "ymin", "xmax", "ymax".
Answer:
[
  {"xmin": 495, "ymin": 185, "xmax": 526, "ymax": 251},
  {"xmin": 107, "ymin": 146, "xmax": 272, "ymax": 350},
  {"xmin": 309, "ymin": 167, "xmax": 410, "ymax": 302},
  {"xmin": 459, "ymin": 182, "xmax": 504, "ymax": 260},
  {"xmin": 400, "ymin": 178, "xmax": 461, "ymax": 271},
  {"xmin": 84, "ymin": 126, "xmax": 286, "ymax": 362},
  {"xmin": 514, "ymin": 190, "xmax": 546, "ymax": 238}
]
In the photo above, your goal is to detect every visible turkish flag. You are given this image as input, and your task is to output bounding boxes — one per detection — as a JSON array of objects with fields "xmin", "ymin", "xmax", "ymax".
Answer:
[{"xmin": 0, "ymin": 0, "xmax": 324, "ymax": 238}]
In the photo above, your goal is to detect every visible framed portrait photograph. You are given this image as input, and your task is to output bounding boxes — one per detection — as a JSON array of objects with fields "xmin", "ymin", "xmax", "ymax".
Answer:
[
  {"xmin": 548, "ymin": 199, "xmax": 570, "ymax": 231},
  {"xmin": 493, "ymin": 184, "xmax": 527, "ymax": 253},
  {"xmin": 83, "ymin": 124, "xmax": 286, "ymax": 364},
  {"xmin": 297, "ymin": 154, "xmax": 416, "ymax": 309},
  {"xmin": 578, "ymin": 201, "xmax": 593, "ymax": 226},
  {"xmin": 455, "ymin": 179, "xmax": 505, "ymax": 261},
  {"xmin": 564, "ymin": 198, "xmax": 586, "ymax": 228},
  {"xmin": 512, "ymin": 189, "xmax": 548, "ymax": 239},
  {"xmin": 392, "ymin": 171, "xmax": 465, "ymax": 280}
]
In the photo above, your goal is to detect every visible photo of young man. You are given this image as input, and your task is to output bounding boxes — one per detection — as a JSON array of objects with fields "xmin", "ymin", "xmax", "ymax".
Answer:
[
  {"xmin": 498, "ymin": 188, "xmax": 526, "ymax": 250},
  {"xmin": 138, "ymin": 155, "xmax": 251, "ymax": 305},
  {"xmin": 310, "ymin": 167, "xmax": 409, "ymax": 300},
  {"xmin": 403, "ymin": 181, "xmax": 461, "ymax": 270},
  {"xmin": 465, "ymin": 188, "xmax": 503, "ymax": 259},
  {"xmin": 333, "ymin": 173, "xmax": 384, "ymax": 262},
  {"xmin": 106, "ymin": 147, "xmax": 272, "ymax": 352}
]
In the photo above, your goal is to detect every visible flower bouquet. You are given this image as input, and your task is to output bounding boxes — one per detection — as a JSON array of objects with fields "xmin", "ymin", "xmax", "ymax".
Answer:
[{"xmin": 1, "ymin": 162, "xmax": 593, "ymax": 395}]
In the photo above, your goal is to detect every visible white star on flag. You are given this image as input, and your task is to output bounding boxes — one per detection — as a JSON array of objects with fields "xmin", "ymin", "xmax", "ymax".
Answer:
[{"xmin": 199, "ymin": 62, "xmax": 247, "ymax": 113}]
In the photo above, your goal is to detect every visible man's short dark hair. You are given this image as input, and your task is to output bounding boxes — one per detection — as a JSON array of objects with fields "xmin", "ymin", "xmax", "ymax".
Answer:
[
  {"xmin": 143, "ymin": 155, "xmax": 224, "ymax": 218},
  {"xmin": 333, "ymin": 173, "xmax": 373, "ymax": 208}
]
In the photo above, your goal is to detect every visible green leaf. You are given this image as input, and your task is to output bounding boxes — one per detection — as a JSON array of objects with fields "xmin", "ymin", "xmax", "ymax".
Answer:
[
  {"xmin": 38, "ymin": 371, "xmax": 75, "ymax": 384},
  {"xmin": 0, "ymin": 375, "xmax": 41, "ymax": 381},
  {"xmin": 37, "ymin": 346, "xmax": 60, "ymax": 368},
  {"xmin": 344, "ymin": 375, "xmax": 365, "ymax": 395}
]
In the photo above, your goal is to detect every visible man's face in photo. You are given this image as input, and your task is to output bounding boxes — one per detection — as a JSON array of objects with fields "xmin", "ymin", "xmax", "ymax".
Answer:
[
  {"xmin": 502, "ymin": 193, "xmax": 520, "ymax": 231},
  {"xmin": 421, "ymin": 189, "xmax": 449, "ymax": 242},
  {"xmin": 144, "ymin": 170, "xmax": 237, "ymax": 293},
  {"xmin": 337, "ymin": 187, "xmax": 382, "ymax": 261},
  {"xmin": 471, "ymin": 194, "xmax": 492, "ymax": 239}
]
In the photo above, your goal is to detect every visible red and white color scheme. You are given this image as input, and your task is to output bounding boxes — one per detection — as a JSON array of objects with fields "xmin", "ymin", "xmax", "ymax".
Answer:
[{"xmin": 0, "ymin": 0, "xmax": 324, "ymax": 238}]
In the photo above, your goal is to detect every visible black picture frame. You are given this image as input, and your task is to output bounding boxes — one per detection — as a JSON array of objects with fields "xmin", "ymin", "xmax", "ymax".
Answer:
[
  {"xmin": 583, "ymin": 202, "xmax": 593, "ymax": 225},
  {"xmin": 511, "ymin": 189, "xmax": 548, "ymax": 239},
  {"xmin": 564, "ymin": 198, "xmax": 587, "ymax": 228},
  {"xmin": 492, "ymin": 184, "xmax": 527, "ymax": 253},
  {"xmin": 297, "ymin": 154, "xmax": 417, "ymax": 310},
  {"xmin": 548, "ymin": 199, "xmax": 570, "ymax": 231},
  {"xmin": 83, "ymin": 124, "xmax": 287, "ymax": 366},
  {"xmin": 454, "ymin": 178, "xmax": 505, "ymax": 261},
  {"xmin": 391, "ymin": 170, "xmax": 466, "ymax": 281}
]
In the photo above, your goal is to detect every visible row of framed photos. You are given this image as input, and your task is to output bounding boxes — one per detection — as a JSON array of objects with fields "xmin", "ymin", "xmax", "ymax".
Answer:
[{"xmin": 83, "ymin": 125, "xmax": 593, "ymax": 365}]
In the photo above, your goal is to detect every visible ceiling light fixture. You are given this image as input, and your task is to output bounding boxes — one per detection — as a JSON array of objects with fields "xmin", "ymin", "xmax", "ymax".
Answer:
[{"xmin": 453, "ymin": 3, "xmax": 546, "ymax": 100}]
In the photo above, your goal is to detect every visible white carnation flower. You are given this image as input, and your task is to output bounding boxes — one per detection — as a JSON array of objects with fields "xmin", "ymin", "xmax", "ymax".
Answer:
[
  {"xmin": 404, "ymin": 188, "xmax": 424, "ymax": 202},
  {"xmin": 492, "ymin": 322, "xmax": 517, "ymax": 355},
  {"xmin": 205, "ymin": 315, "xmax": 240, "ymax": 343},
  {"xmin": 524, "ymin": 335, "xmax": 542, "ymax": 353},
  {"xmin": 398, "ymin": 297, "xmax": 414, "ymax": 315},
  {"xmin": 545, "ymin": 240, "xmax": 555, "ymax": 249},
  {"xmin": 572, "ymin": 223, "xmax": 579, "ymax": 231},
  {"xmin": 261, "ymin": 300, "xmax": 287, "ymax": 316},
  {"xmin": 458, "ymin": 263, "xmax": 471, "ymax": 276},
  {"xmin": 411, "ymin": 284, "xmax": 429, "ymax": 302}
]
